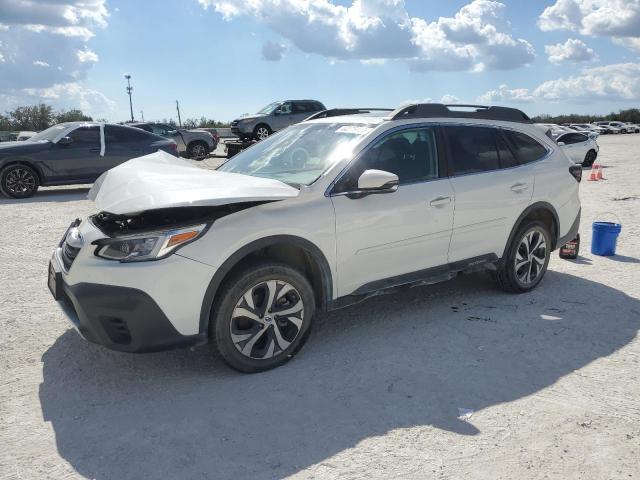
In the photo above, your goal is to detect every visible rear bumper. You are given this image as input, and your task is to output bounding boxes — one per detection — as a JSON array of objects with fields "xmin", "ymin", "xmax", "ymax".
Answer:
[
  {"xmin": 557, "ymin": 208, "xmax": 581, "ymax": 248},
  {"xmin": 54, "ymin": 276, "xmax": 207, "ymax": 353}
]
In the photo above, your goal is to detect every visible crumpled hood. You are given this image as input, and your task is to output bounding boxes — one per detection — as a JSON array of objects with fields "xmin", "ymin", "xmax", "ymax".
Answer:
[{"xmin": 88, "ymin": 150, "xmax": 299, "ymax": 214}]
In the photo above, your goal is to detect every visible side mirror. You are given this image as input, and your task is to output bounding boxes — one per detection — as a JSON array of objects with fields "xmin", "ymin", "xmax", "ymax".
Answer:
[
  {"xmin": 557, "ymin": 141, "xmax": 565, "ymax": 146},
  {"xmin": 57, "ymin": 136, "xmax": 73, "ymax": 146},
  {"xmin": 273, "ymin": 109, "xmax": 281, "ymax": 115},
  {"xmin": 347, "ymin": 169, "xmax": 399, "ymax": 199}
]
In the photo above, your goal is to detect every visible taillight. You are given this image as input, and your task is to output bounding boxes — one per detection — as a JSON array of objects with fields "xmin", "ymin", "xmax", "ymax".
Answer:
[{"xmin": 569, "ymin": 164, "xmax": 582, "ymax": 182}]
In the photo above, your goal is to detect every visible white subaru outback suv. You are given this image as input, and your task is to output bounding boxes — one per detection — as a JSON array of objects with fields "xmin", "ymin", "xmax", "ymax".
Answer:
[{"xmin": 48, "ymin": 104, "xmax": 582, "ymax": 373}]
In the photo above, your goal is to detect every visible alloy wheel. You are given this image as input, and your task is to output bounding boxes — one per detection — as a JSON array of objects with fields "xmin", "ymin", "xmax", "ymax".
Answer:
[
  {"xmin": 190, "ymin": 143, "xmax": 207, "ymax": 159},
  {"xmin": 5, "ymin": 167, "xmax": 36, "ymax": 196},
  {"xmin": 514, "ymin": 229, "xmax": 547, "ymax": 286},
  {"xmin": 256, "ymin": 127, "xmax": 270, "ymax": 140},
  {"xmin": 230, "ymin": 280, "xmax": 304, "ymax": 360}
]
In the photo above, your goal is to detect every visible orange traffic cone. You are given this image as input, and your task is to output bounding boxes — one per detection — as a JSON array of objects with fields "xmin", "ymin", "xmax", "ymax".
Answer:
[
  {"xmin": 596, "ymin": 163, "xmax": 605, "ymax": 180},
  {"xmin": 587, "ymin": 163, "xmax": 599, "ymax": 181}
]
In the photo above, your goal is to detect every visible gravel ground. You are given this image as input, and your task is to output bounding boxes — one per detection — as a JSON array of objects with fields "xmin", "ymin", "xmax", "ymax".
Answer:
[{"xmin": 1, "ymin": 135, "xmax": 639, "ymax": 480}]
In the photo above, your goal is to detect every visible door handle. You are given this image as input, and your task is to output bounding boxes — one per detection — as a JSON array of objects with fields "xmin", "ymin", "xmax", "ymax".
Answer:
[
  {"xmin": 511, "ymin": 182, "xmax": 529, "ymax": 192},
  {"xmin": 429, "ymin": 196, "xmax": 451, "ymax": 207},
  {"xmin": 89, "ymin": 148, "xmax": 100, "ymax": 153}
]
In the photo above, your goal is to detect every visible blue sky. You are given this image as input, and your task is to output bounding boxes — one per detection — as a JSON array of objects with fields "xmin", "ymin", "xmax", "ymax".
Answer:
[{"xmin": 2, "ymin": 0, "xmax": 640, "ymax": 122}]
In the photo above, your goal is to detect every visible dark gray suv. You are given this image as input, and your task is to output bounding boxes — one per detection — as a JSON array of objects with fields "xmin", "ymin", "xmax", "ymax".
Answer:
[{"xmin": 231, "ymin": 100, "xmax": 326, "ymax": 140}]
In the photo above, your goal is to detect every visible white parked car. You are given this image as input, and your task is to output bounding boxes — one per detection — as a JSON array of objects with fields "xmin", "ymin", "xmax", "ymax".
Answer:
[
  {"xmin": 556, "ymin": 131, "xmax": 599, "ymax": 166},
  {"xmin": 625, "ymin": 122, "xmax": 640, "ymax": 133},
  {"xmin": 568, "ymin": 124, "xmax": 599, "ymax": 138},
  {"xmin": 48, "ymin": 104, "xmax": 582, "ymax": 372},
  {"xmin": 16, "ymin": 131, "xmax": 37, "ymax": 141}
]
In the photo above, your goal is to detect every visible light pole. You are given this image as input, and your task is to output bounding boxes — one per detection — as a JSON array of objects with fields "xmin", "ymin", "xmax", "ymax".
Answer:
[
  {"xmin": 124, "ymin": 74, "xmax": 134, "ymax": 122},
  {"xmin": 175, "ymin": 100, "xmax": 182, "ymax": 127}
]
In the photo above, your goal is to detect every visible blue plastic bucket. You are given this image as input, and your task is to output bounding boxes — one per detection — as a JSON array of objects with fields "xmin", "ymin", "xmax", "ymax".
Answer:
[{"xmin": 591, "ymin": 222, "xmax": 621, "ymax": 256}]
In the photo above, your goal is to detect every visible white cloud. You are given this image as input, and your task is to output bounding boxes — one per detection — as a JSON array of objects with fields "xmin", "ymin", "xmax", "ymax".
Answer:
[
  {"xmin": 533, "ymin": 63, "xmax": 640, "ymax": 101},
  {"xmin": 0, "ymin": 0, "xmax": 108, "ymax": 93},
  {"xmin": 261, "ymin": 40, "xmax": 287, "ymax": 61},
  {"xmin": 539, "ymin": 0, "xmax": 640, "ymax": 49},
  {"xmin": 478, "ymin": 63, "xmax": 640, "ymax": 105},
  {"xmin": 76, "ymin": 47, "xmax": 98, "ymax": 62},
  {"xmin": 199, "ymin": 0, "xmax": 535, "ymax": 72},
  {"xmin": 545, "ymin": 38, "xmax": 597, "ymax": 64},
  {"xmin": 1, "ymin": 82, "xmax": 115, "ymax": 118},
  {"xmin": 477, "ymin": 84, "xmax": 534, "ymax": 103},
  {"xmin": 440, "ymin": 94, "xmax": 462, "ymax": 104}
]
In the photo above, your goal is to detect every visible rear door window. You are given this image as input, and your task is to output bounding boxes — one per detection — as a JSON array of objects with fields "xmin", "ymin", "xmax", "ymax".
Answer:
[
  {"xmin": 445, "ymin": 126, "xmax": 500, "ymax": 175},
  {"xmin": 558, "ymin": 133, "xmax": 587, "ymax": 144},
  {"xmin": 503, "ymin": 130, "xmax": 548, "ymax": 164},
  {"xmin": 105, "ymin": 125, "xmax": 150, "ymax": 143}
]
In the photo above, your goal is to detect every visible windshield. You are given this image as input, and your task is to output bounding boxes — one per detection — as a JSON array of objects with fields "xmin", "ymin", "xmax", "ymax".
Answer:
[
  {"xmin": 219, "ymin": 123, "xmax": 373, "ymax": 186},
  {"xmin": 257, "ymin": 102, "xmax": 281, "ymax": 115},
  {"xmin": 27, "ymin": 124, "xmax": 70, "ymax": 142}
]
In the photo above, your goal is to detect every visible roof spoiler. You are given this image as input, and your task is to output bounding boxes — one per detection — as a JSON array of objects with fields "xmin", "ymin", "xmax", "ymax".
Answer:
[
  {"xmin": 388, "ymin": 103, "xmax": 532, "ymax": 124},
  {"xmin": 304, "ymin": 108, "xmax": 393, "ymax": 122}
]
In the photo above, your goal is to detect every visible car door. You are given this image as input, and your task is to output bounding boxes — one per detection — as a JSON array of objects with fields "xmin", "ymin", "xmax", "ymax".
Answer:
[
  {"xmin": 271, "ymin": 102, "xmax": 295, "ymax": 131},
  {"xmin": 46, "ymin": 125, "xmax": 102, "ymax": 182},
  {"xmin": 331, "ymin": 126, "xmax": 455, "ymax": 297},
  {"xmin": 102, "ymin": 125, "xmax": 148, "ymax": 169},
  {"xmin": 445, "ymin": 125, "xmax": 536, "ymax": 263}
]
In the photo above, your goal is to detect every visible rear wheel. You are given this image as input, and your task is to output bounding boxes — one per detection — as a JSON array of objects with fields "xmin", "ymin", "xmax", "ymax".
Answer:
[
  {"xmin": 494, "ymin": 220, "xmax": 551, "ymax": 293},
  {"xmin": 583, "ymin": 149, "xmax": 597, "ymax": 167},
  {"xmin": 187, "ymin": 141, "xmax": 209, "ymax": 160},
  {"xmin": 211, "ymin": 261, "xmax": 315, "ymax": 373},
  {"xmin": 0, "ymin": 164, "xmax": 39, "ymax": 198}
]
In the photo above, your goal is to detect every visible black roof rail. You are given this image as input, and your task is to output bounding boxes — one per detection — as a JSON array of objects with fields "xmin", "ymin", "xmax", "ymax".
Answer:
[
  {"xmin": 304, "ymin": 108, "xmax": 393, "ymax": 122},
  {"xmin": 389, "ymin": 103, "xmax": 532, "ymax": 124}
]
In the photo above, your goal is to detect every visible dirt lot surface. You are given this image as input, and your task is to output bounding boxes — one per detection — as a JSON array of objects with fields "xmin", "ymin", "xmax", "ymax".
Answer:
[{"xmin": 1, "ymin": 136, "xmax": 639, "ymax": 479}]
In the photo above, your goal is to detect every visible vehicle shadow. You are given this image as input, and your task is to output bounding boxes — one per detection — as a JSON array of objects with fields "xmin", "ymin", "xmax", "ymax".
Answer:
[
  {"xmin": 39, "ymin": 271, "xmax": 640, "ymax": 480},
  {"xmin": 0, "ymin": 187, "xmax": 90, "ymax": 205}
]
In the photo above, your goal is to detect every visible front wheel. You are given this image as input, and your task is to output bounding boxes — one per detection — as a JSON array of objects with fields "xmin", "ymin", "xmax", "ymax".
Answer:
[
  {"xmin": 211, "ymin": 262, "xmax": 315, "ymax": 373},
  {"xmin": 494, "ymin": 220, "xmax": 551, "ymax": 293},
  {"xmin": 253, "ymin": 124, "xmax": 271, "ymax": 141},
  {"xmin": 0, "ymin": 164, "xmax": 39, "ymax": 198}
]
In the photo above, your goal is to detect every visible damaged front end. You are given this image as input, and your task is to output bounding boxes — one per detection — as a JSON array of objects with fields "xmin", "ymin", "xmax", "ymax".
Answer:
[{"xmin": 89, "ymin": 203, "xmax": 266, "ymax": 262}]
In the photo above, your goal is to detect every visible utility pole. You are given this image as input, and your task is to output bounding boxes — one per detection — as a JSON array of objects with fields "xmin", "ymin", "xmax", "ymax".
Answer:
[
  {"xmin": 140, "ymin": 110, "xmax": 144, "ymax": 122},
  {"xmin": 124, "ymin": 74, "xmax": 134, "ymax": 122},
  {"xmin": 175, "ymin": 100, "xmax": 182, "ymax": 127}
]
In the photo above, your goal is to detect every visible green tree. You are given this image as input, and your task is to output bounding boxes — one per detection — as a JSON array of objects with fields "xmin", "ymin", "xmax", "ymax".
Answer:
[
  {"xmin": 8, "ymin": 104, "xmax": 54, "ymax": 130},
  {"xmin": 55, "ymin": 109, "xmax": 93, "ymax": 123},
  {"xmin": 0, "ymin": 114, "xmax": 12, "ymax": 131}
]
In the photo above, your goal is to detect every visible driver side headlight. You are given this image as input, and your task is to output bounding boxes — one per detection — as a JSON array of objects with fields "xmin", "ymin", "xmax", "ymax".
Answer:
[{"xmin": 93, "ymin": 224, "xmax": 207, "ymax": 262}]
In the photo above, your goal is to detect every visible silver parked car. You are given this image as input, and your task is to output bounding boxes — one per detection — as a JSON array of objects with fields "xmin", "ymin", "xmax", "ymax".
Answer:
[
  {"xmin": 230, "ymin": 100, "xmax": 326, "ymax": 141},
  {"xmin": 130, "ymin": 122, "xmax": 217, "ymax": 160}
]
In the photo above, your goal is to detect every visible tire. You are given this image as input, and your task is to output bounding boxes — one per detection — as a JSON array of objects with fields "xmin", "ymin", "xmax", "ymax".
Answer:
[
  {"xmin": 583, "ymin": 149, "xmax": 597, "ymax": 167},
  {"xmin": 187, "ymin": 141, "xmax": 209, "ymax": 160},
  {"xmin": 0, "ymin": 164, "xmax": 39, "ymax": 199},
  {"xmin": 211, "ymin": 261, "xmax": 315, "ymax": 373},
  {"xmin": 253, "ymin": 124, "xmax": 271, "ymax": 141},
  {"xmin": 493, "ymin": 220, "xmax": 552, "ymax": 293}
]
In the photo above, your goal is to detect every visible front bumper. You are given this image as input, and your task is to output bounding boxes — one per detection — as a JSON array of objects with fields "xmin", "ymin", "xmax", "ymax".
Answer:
[
  {"xmin": 48, "ymin": 218, "xmax": 216, "ymax": 353},
  {"xmin": 49, "ymin": 256, "xmax": 207, "ymax": 352}
]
